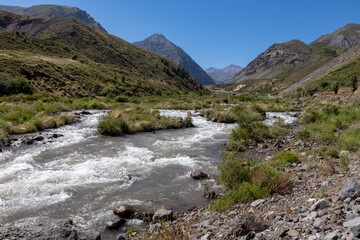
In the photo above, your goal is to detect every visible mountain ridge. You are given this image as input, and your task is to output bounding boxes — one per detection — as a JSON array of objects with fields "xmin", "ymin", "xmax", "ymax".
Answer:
[
  {"xmin": 229, "ymin": 24, "xmax": 360, "ymax": 94},
  {"xmin": 0, "ymin": 4, "xmax": 107, "ymax": 32},
  {"xmin": 205, "ymin": 64, "xmax": 242, "ymax": 84},
  {"xmin": 133, "ymin": 34, "xmax": 215, "ymax": 85},
  {"xmin": 0, "ymin": 11, "xmax": 205, "ymax": 97}
]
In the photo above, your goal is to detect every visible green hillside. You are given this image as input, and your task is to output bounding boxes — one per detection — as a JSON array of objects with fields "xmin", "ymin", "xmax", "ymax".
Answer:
[{"xmin": 0, "ymin": 11, "xmax": 206, "ymax": 97}]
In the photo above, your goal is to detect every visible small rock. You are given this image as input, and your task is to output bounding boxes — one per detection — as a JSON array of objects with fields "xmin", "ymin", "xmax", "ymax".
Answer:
[
  {"xmin": 250, "ymin": 199, "xmax": 265, "ymax": 208},
  {"xmin": 245, "ymin": 231, "xmax": 255, "ymax": 240},
  {"xmin": 299, "ymin": 164, "xmax": 309, "ymax": 172},
  {"xmin": 152, "ymin": 209, "xmax": 173, "ymax": 222},
  {"xmin": 272, "ymin": 227, "xmax": 288, "ymax": 239},
  {"xmin": 339, "ymin": 179, "xmax": 360, "ymax": 200},
  {"xmin": 266, "ymin": 211, "xmax": 276, "ymax": 221},
  {"xmin": 340, "ymin": 150, "xmax": 350, "ymax": 156},
  {"xmin": 313, "ymin": 218, "xmax": 325, "ymax": 229},
  {"xmin": 288, "ymin": 229, "xmax": 299, "ymax": 237},
  {"xmin": 148, "ymin": 223, "xmax": 161, "ymax": 233},
  {"xmin": 33, "ymin": 136, "xmax": 44, "ymax": 141},
  {"xmin": 117, "ymin": 233, "xmax": 128, "ymax": 240},
  {"xmin": 113, "ymin": 204, "xmax": 137, "ymax": 219},
  {"xmin": 200, "ymin": 234, "xmax": 211, "ymax": 240},
  {"xmin": 311, "ymin": 199, "xmax": 331, "ymax": 211},
  {"xmin": 346, "ymin": 212, "xmax": 358, "ymax": 221},
  {"xmin": 324, "ymin": 231, "xmax": 339, "ymax": 240},
  {"xmin": 81, "ymin": 111, "xmax": 92, "ymax": 115},
  {"xmin": 344, "ymin": 217, "xmax": 360, "ymax": 237},
  {"xmin": 190, "ymin": 169, "xmax": 208, "ymax": 180},
  {"xmin": 105, "ymin": 219, "xmax": 126, "ymax": 230}
]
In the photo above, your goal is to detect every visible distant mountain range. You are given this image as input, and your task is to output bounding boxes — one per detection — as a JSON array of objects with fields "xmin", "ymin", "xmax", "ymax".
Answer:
[
  {"xmin": 205, "ymin": 64, "xmax": 242, "ymax": 84},
  {"xmin": 0, "ymin": 4, "xmax": 107, "ymax": 32},
  {"xmin": 0, "ymin": 11, "xmax": 205, "ymax": 97},
  {"xmin": 230, "ymin": 23, "xmax": 360, "ymax": 95},
  {"xmin": 133, "ymin": 34, "xmax": 215, "ymax": 85}
]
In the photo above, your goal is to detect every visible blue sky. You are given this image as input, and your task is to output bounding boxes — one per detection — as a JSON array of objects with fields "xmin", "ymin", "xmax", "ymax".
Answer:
[{"xmin": 1, "ymin": 0, "xmax": 360, "ymax": 69}]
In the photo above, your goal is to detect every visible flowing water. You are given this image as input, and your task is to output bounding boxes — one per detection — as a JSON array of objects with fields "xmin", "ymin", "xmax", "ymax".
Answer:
[
  {"xmin": 0, "ymin": 109, "xmax": 298, "ymax": 230},
  {"xmin": 0, "ymin": 110, "xmax": 235, "ymax": 229}
]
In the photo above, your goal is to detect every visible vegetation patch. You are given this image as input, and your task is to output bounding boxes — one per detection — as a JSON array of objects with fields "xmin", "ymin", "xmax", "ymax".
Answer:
[
  {"xmin": 97, "ymin": 107, "xmax": 193, "ymax": 136},
  {"xmin": 211, "ymin": 151, "xmax": 295, "ymax": 211}
]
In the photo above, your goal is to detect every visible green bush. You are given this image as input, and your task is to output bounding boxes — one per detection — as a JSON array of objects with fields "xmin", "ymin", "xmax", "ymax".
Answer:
[
  {"xmin": 217, "ymin": 152, "xmax": 253, "ymax": 191},
  {"xmin": 212, "ymin": 152, "xmax": 292, "ymax": 211},
  {"xmin": 271, "ymin": 150, "xmax": 299, "ymax": 167},
  {"xmin": 340, "ymin": 128, "xmax": 360, "ymax": 151},
  {"xmin": 115, "ymin": 95, "xmax": 130, "ymax": 103},
  {"xmin": 1, "ymin": 78, "xmax": 33, "ymax": 96},
  {"xmin": 299, "ymin": 109, "xmax": 320, "ymax": 124},
  {"xmin": 323, "ymin": 104, "xmax": 340, "ymax": 116},
  {"xmin": 296, "ymin": 129, "xmax": 311, "ymax": 140},
  {"xmin": 33, "ymin": 119, "xmax": 45, "ymax": 131},
  {"xmin": 97, "ymin": 116, "xmax": 129, "ymax": 135}
]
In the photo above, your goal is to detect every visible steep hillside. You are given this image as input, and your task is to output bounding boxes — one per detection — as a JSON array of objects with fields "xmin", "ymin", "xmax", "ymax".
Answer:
[
  {"xmin": 230, "ymin": 24, "xmax": 360, "ymax": 95},
  {"xmin": 0, "ymin": 4, "xmax": 107, "ymax": 32},
  {"xmin": 311, "ymin": 23, "xmax": 360, "ymax": 48},
  {"xmin": 0, "ymin": 11, "xmax": 206, "ymax": 97},
  {"xmin": 205, "ymin": 64, "xmax": 242, "ymax": 84},
  {"xmin": 232, "ymin": 40, "xmax": 312, "ymax": 83},
  {"xmin": 133, "ymin": 34, "xmax": 215, "ymax": 85}
]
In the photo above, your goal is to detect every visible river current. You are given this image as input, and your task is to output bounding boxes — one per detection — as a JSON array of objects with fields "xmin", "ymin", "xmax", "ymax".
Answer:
[{"xmin": 0, "ymin": 109, "xmax": 297, "ymax": 230}]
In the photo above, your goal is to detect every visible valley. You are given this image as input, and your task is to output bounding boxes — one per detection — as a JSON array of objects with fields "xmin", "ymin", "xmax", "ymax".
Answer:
[{"xmin": 1, "ymin": 3, "xmax": 360, "ymax": 240}]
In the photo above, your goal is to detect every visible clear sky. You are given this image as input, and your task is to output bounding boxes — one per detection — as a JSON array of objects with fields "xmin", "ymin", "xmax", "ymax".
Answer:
[{"xmin": 1, "ymin": 0, "xmax": 360, "ymax": 69}]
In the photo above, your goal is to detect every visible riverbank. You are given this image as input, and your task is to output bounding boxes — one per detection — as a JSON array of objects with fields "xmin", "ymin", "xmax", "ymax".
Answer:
[{"xmin": 141, "ymin": 108, "xmax": 360, "ymax": 240}]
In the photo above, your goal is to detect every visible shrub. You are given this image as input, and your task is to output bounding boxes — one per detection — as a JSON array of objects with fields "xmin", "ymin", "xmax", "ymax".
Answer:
[
  {"xmin": 3, "ymin": 78, "xmax": 33, "ymax": 95},
  {"xmin": 270, "ymin": 150, "xmax": 299, "ymax": 167},
  {"xmin": 217, "ymin": 152, "xmax": 253, "ymax": 191},
  {"xmin": 327, "ymin": 148, "xmax": 339, "ymax": 158},
  {"xmin": 115, "ymin": 95, "xmax": 130, "ymax": 103},
  {"xmin": 299, "ymin": 109, "xmax": 320, "ymax": 124},
  {"xmin": 323, "ymin": 105, "xmax": 340, "ymax": 116},
  {"xmin": 97, "ymin": 116, "xmax": 129, "ymax": 135},
  {"xmin": 33, "ymin": 119, "xmax": 45, "ymax": 131},
  {"xmin": 339, "ymin": 128, "xmax": 360, "ymax": 151},
  {"xmin": 212, "ymin": 153, "xmax": 293, "ymax": 211},
  {"xmin": 296, "ymin": 129, "xmax": 310, "ymax": 141},
  {"xmin": 183, "ymin": 116, "xmax": 193, "ymax": 127}
]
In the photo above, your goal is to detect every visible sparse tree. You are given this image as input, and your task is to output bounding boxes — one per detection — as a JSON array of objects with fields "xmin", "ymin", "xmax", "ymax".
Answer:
[
  {"xmin": 332, "ymin": 81, "xmax": 339, "ymax": 95},
  {"xmin": 351, "ymin": 75, "xmax": 358, "ymax": 92}
]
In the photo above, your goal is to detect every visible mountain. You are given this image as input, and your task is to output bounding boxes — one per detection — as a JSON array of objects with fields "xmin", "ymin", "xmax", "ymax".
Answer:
[
  {"xmin": 311, "ymin": 23, "xmax": 360, "ymax": 48},
  {"xmin": 205, "ymin": 64, "xmax": 243, "ymax": 84},
  {"xmin": 0, "ymin": 4, "xmax": 107, "ymax": 32},
  {"xmin": 133, "ymin": 34, "xmax": 215, "ymax": 85},
  {"xmin": 0, "ymin": 11, "xmax": 206, "ymax": 97},
  {"xmin": 230, "ymin": 27, "xmax": 358, "ymax": 94}
]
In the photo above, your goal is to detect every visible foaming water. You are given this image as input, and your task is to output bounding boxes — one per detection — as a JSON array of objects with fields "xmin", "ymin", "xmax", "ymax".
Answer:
[
  {"xmin": 0, "ymin": 109, "xmax": 297, "ymax": 229},
  {"xmin": 0, "ymin": 109, "xmax": 235, "ymax": 229}
]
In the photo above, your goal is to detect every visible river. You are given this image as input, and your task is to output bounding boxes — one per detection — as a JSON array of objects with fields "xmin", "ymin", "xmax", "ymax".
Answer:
[{"xmin": 0, "ymin": 109, "xmax": 297, "ymax": 231}]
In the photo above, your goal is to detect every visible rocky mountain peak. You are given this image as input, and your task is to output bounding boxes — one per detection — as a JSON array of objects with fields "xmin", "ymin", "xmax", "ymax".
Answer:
[{"xmin": 133, "ymin": 34, "xmax": 215, "ymax": 85}]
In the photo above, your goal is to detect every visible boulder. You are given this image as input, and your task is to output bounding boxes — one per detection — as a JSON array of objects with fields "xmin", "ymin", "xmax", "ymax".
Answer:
[
  {"xmin": 152, "ymin": 209, "xmax": 173, "ymax": 222},
  {"xmin": 190, "ymin": 169, "xmax": 208, "ymax": 180},
  {"xmin": 148, "ymin": 223, "xmax": 162, "ymax": 233},
  {"xmin": 113, "ymin": 204, "xmax": 137, "ymax": 219},
  {"xmin": 311, "ymin": 199, "xmax": 331, "ymax": 211},
  {"xmin": 250, "ymin": 199, "xmax": 265, "ymax": 208},
  {"xmin": 313, "ymin": 219, "xmax": 325, "ymax": 229},
  {"xmin": 105, "ymin": 219, "xmax": 126, "ymax": 230},
  {"xmin": 339, "ymin": 179, "xmax": 360, "ymax": 200}
]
